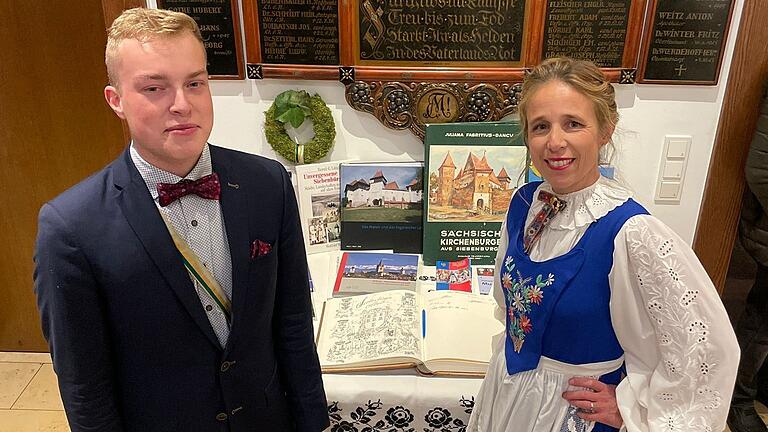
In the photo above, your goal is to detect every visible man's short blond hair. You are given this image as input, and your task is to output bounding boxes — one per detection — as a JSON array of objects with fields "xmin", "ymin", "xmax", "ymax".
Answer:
[{"xmin": 105, "ymin": 8, "xmax": 204, "ymax": 86}]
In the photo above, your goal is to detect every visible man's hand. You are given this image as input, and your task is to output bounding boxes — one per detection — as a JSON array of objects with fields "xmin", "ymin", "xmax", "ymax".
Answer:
[{"xmin": 562, "ymin": 377, "xmax": 623, "ymax": 429}]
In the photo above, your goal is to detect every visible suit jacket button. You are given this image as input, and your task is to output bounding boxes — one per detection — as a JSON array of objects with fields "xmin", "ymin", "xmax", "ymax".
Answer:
[
  {"xmin": 216, "ymin": 412, "xmax": 228, "ymax": 422},
  {"xmin": 221, "ymin": 361, "xmax": 234, "ymax": 372}
]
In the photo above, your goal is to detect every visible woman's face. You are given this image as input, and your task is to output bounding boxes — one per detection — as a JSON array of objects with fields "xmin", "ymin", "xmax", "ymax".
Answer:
[{"xmin": 525, "ymin": 80, "xmax": 611, "ymax": 194}]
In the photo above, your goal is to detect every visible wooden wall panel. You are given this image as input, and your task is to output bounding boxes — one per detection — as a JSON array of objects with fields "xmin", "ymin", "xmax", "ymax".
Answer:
[{"xmin": 0, "ymin": 1, "xmax": 126, "ymax": 351}]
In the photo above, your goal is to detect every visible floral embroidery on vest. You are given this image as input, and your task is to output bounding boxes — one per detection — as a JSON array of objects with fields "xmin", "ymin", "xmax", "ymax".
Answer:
[{"xmin": 501, "ymin": 255, "xmax": 555, "ymax": 353}]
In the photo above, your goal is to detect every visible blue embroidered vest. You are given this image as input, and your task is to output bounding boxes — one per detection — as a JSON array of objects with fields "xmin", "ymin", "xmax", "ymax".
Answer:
[{"xmin": 501, "ymin": 181, "xmax": 649, "ymax": 378}]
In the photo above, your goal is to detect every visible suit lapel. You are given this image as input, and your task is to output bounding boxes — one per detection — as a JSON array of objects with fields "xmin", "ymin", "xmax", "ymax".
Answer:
[
  {"xmin": 113, "ymin": 149, "xmax": 222, "ymax": 349},
  {"xmin": 211, "ymin": 149, "xmax": 250, "ymax": 346}
]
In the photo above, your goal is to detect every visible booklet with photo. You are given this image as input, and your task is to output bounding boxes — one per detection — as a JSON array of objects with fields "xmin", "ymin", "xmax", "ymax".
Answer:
[
  {"xmin": 296, "ymin": 160, "xmax": 353, "ymax": 254},
  {"xmin": 475, "ymin": 267, "xmax": 495, "ymax": 295},
  {"xmin": 316, "ymin": 289, "xmax": 503, "ymax": 376},
  {"xmin": 332, "ymin": 251, "xmax": 419, "ymax": 297},
  {"xmin": 435, "ymin": 258, "xmax": 471, "ymax": 292}
]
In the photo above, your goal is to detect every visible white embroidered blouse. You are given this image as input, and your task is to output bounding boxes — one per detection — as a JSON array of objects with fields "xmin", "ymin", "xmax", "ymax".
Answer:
[{"xmin": 469, "ymin": 177, "xmax": 739, "ymax": 432}]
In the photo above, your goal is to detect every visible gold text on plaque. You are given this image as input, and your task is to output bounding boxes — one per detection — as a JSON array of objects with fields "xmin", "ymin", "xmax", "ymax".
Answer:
[{"xmin": 418, "ymin": 90, "xmax": 460, "ymax": 123}]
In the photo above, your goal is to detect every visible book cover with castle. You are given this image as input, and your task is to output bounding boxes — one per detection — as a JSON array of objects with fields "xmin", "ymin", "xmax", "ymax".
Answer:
[
  {"xmin": 339, "ymin": 162, "xmax": 424, "ymax": 253},
  {"xmin": 423, "ymin": 122, "xmax": 527, "ymax": 265}
]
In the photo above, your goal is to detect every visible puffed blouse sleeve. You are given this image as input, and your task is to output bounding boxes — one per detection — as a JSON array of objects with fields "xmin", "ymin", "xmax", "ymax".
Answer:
[{"xmin": 608, "ymin": 214, "xmax": 739, "ymax": 432}]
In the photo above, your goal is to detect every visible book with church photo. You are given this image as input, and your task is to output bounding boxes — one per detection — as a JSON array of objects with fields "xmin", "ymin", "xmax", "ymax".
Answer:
[
  {"xmin": 423, "ymin": 122, "xmax": 527, "ymax": 265},
  {"xmin": 316, "ymin": 289, "xmax": 503, "ymax": 376},
  {"xmin": 339, "ymin": 162, "xmax": 424, "ymax": 253},
  {"xmin": 332, "ymin": 252, "xmax": 419, "ymax": 297}
]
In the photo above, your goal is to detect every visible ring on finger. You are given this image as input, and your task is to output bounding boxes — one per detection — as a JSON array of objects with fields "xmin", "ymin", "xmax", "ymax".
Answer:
[{"xmin": 589, "ymin": 401, "xmax": 595, "ymax": 413}]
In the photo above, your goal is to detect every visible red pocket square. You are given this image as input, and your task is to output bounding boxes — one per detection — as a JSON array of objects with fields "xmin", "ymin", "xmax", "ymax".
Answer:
[{"xmin": 250, "ymin": 239, "xmax": 272, "ymax": 259}]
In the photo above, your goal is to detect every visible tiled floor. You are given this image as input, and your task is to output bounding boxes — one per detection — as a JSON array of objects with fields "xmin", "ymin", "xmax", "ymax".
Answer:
[
  {"xmin": 0, "ymin": 352, "xmax": 68, "ymax": 432},
  {"xmin": 0, "ymin": 350, "xmax": 765, "ymax": 431}
]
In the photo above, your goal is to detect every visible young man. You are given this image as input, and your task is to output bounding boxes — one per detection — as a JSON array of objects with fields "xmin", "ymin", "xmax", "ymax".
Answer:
[{"xmin": 33, "ymin": 8, "xmax": 328, "ymax": 432}]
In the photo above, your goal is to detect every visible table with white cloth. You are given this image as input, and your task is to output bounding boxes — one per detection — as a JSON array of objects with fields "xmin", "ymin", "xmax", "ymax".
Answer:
[
  {"xmin": 322, "ymin": 371, "xmax": 481, "ymax": 431},
  {"xmin": 309, "ymin": 253, "xmax": 489, "ymax": 432}
]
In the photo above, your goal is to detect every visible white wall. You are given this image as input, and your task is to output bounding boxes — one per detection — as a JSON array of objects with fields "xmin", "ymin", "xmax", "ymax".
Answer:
[{"xmin": 208, "ymin": 0, "xmax": 744, "ymax": 244}]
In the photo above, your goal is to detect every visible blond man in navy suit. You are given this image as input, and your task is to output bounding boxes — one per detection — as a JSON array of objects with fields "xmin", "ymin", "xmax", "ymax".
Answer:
[{"xmin": 34, "ymin": 8, "xmax": 328, "ymax": 432}]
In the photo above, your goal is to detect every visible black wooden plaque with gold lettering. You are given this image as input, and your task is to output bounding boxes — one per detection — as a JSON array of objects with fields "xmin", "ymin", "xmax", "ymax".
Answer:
[
  {"xmin": 543, "ymin": 0, "xmax": 632, "ymax": 68},
  {"xmin": 158, "ymin": 0, "xmax": 244, "ymax": 79},
  {"xmin": 639, "ymin": 0, "xmax": 734, "ymax": 84},
  {"xmin": 357, "ymin": 0, "xmax": 527, "ymax": 65},
  {"xmin": 258, "ymin": 0, "xmax": 339, "ymax": 65}
]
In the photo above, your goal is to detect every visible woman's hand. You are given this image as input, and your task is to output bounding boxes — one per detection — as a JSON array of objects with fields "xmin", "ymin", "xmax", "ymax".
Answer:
[{"xmin": 562, "ymin": 377, "xmax": 623, "ymax": 429}]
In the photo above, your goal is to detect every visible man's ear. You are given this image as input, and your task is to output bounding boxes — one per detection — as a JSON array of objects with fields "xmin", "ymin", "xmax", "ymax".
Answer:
[{"xmin": 104, "ymin": 85, "xmax": 125, "ymax": 119}]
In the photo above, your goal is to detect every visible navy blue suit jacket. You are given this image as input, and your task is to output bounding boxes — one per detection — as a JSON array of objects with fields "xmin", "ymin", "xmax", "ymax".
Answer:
[{"xmin": 34, "ymin": 145, "xmax": 329, "ymax": 432}]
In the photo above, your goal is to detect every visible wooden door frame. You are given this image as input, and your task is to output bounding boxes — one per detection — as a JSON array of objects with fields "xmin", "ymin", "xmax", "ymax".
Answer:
[
  {"xmin": 693, "ymin": 0, "xmax": 768, "ymax": 294},
  {"xmin": 101, "ymin": 0, "xmax": 145, "ymax": 144},
  {"xmin": 102, "ymin": 0, "xmax": 145, "ymax": 28}
]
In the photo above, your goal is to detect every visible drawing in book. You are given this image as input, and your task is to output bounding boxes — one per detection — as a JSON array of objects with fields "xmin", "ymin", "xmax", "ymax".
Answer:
[
  {"xmin": 427, "ymin": 146, "xmax": 525, "ymax": 223},
  {"xmin": 316, "ymin": 290, "xmax": 503, "ymax": 375},
  {"xmin": 323, "ymin": 292, "xmax": 421, "ymax": 363}
]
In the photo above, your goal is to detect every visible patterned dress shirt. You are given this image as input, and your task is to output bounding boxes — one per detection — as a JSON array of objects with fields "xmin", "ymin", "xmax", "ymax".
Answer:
[{"xmin": 130, "ymin": 144, "xmax": 233, "ymax": 347}]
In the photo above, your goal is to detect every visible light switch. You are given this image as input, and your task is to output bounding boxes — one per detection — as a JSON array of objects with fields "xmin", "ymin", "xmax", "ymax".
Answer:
[
  {"xmin": 656, "ymin": 136, "xmax": 691, "ymax": 204},
  {"xmin": 666, "ymin": 138, "xmax": 689, "ymax": 159},
  {"xmin": 663, "ymin": 160, "xmax": 684, "ymax": 179},
  {"xmin": 658, "ymin": 182, "xmax": 681, "ymax": 199}
]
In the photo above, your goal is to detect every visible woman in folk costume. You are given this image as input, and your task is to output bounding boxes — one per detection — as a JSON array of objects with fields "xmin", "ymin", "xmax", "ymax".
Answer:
[{"xmin": 468, "ymin": 57, "xmax": 739, "ymax": 432}]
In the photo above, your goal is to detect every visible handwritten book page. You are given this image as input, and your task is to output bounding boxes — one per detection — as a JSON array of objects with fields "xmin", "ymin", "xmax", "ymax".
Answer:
[{"xmin": 422, "ymin": 291, "xmax": 503, "ymax": 374}]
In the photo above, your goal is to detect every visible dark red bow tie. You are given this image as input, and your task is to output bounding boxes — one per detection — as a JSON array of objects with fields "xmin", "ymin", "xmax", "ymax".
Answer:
[{"xmin": 156, "ymin": 173, "xmax": 221, "ymax": 207}]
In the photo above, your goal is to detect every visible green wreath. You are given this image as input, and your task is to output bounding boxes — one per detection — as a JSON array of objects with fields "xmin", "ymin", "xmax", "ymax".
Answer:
[{"xmin": 264, "ymin": 90, "xmax": 336, "ymax": 164}]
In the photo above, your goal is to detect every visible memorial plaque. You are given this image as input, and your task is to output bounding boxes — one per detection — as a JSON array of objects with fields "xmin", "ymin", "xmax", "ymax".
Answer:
[
  {"xmin": 543, "ymin": 0, "xmax": 632, "ymax": 68},
  {"xmin": 158, "ymin": 0, "xmax": 244, "ymax": 78},
  {"xmin": 258, "ymin": 0, "xmax": 340, "ymax": 65},
  {"xmin": 640, "ymin": 0, "xmax": 734, "ymax": 84},
  {"xmin": 357, "ymin": 0, "xmax": 527, "ymax": 65}
]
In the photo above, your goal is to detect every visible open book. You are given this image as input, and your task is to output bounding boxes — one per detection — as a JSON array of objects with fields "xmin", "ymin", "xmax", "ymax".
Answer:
[{"xmin": 316, "ymin": 289, "xmax": 503, "ymax": 376}]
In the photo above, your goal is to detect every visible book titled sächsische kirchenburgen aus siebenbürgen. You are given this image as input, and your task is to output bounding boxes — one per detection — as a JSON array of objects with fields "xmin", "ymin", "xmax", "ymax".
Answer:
[{"xmin": 423, "ymin": 121, "xmax": 527, "ymax": 266}]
